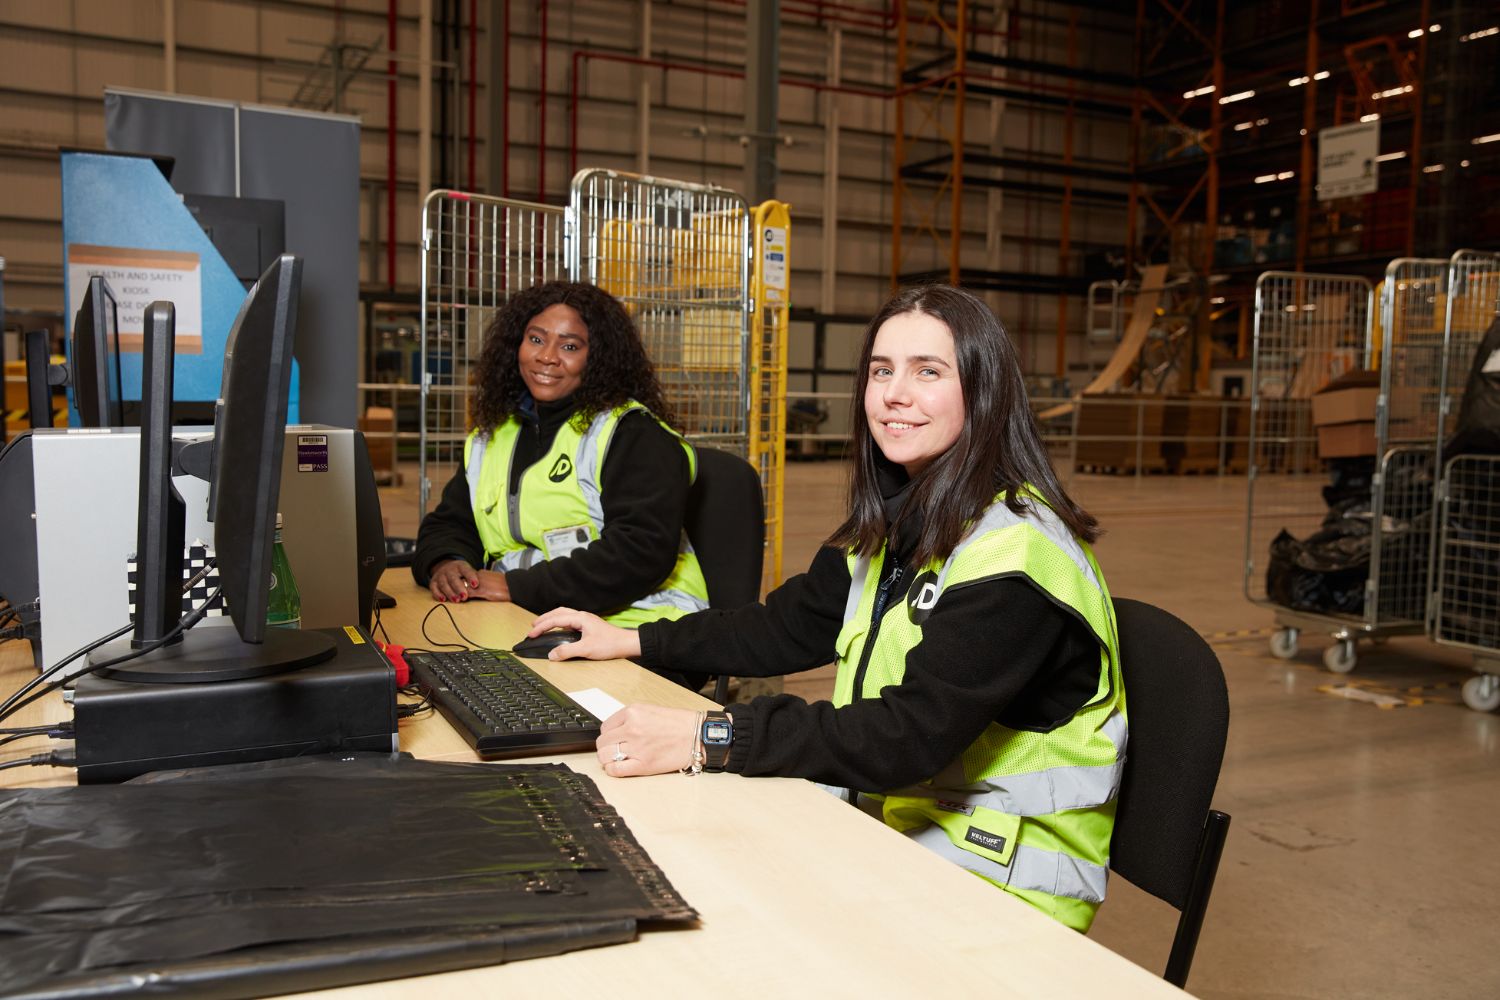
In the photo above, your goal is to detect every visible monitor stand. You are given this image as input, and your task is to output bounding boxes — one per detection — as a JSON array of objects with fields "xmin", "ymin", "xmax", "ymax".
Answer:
[{"xmin": 88, "ymin": 628, "xmax": 337, "ymax": 684}]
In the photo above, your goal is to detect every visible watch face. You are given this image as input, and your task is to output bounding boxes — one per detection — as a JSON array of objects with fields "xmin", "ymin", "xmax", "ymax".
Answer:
[{"xmin": 703, "ymin": 719, "xmax": 732, "ymax": 745}]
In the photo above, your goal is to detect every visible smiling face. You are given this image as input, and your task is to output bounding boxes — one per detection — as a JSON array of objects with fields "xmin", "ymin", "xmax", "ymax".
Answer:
[
  {"xmin": 864, "ymin": 310, "xmax": 966, "ymax": 476},
  {"xmin": 517, "ymin": 303, "xmax": 590, "ymax": 402}
]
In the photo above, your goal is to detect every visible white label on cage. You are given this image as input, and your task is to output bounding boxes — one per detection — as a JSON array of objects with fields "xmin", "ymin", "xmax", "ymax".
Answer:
[
  {"xmin": 762, "ymin": 226, "xmax": 788, "ymax": 303},
  {"xmin": 1483, "ymin": 349, "xmax": 1500, "ymax": 375}
]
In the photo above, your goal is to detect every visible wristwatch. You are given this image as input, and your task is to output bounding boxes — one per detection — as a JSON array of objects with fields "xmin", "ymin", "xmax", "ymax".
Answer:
[{"xmin": 700, "ymin": 710, "xmax": 734, "ymax": 772}]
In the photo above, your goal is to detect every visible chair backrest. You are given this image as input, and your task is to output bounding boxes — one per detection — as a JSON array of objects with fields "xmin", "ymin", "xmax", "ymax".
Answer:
[
  {"xmin": 683, "ymin": 447, "xmax": 764, "ymax": 610},
  {"xmin": 1110, "ymin": 597, "xmax": 1231, "ymax": 987}
]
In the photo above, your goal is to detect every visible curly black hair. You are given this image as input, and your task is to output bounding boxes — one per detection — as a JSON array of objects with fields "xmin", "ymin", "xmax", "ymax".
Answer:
[{"xmin": 469, "ymin": 281, "xmax": 674, "ymax": 435}]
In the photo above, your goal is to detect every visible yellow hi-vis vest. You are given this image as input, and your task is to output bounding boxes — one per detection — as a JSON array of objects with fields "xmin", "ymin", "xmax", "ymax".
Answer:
[
  {"xmin": 462, "ymin": 402, "xmax": 710, "ymax": 628},
  {"xmin": 833, "ymin": 491, "xmax": 1126, "ymax": 932}
]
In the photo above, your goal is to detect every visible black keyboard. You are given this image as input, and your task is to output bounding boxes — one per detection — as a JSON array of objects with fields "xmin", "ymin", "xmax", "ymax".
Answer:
[{"xmin": 405, "ymin": 648, "xmax": 602, "ymax": 758}]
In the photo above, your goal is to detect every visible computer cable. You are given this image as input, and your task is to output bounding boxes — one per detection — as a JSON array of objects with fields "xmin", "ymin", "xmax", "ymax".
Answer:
[
  {"xmin": 419, "ymin": 602, "xmax": 482, "ymax": 650},
  {"xmin": 0, "ymin": 722, "xmax": 71, "ymax": 736},
  {"xmin": 0, "ymin": 563, "xmax": 221, "ymax": 726},
  {"xmin": 0, "ymin": 587, "xmax": 222, "ymax": 727},
  {"xmin": 395, "ymin": 685, "xmax": 433, "ymax": 719},
  {"xmin": 0, "ymin": 751, "xmax": 76, "ymax": 773},
  {"xmin": 372, "ymin": 602, "xmax": 392, "ymax": 645},
  {"xmin": 0, "ymin": 621, "xmax": 135, "ymax": 726},
  {"xmin": 0, "ymin": 728, "xmax": 71, "ymax": 750}
]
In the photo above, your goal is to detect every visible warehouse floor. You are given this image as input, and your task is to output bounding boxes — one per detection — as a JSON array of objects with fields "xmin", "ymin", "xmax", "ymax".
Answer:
[{"xmin": 385, "ymin": 463, "xmax": 1500, "ymax": 999}]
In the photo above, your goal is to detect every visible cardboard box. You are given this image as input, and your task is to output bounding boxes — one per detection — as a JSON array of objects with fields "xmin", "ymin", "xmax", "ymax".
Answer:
[
  {"xmin": 1317, "ymin": 421, "xmax": 1378, "ymax": 458},
  {"xmin": 1312, "ymin": 385, "xmax": 1380, "ymax": 426},
  {"xmin": 1312, "ymin": 370, "xmax": 1420, "ymax": 426}
]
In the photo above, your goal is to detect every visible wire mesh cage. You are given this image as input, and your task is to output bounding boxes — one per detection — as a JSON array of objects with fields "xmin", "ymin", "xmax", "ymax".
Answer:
[
  {"xmin": 1429, "ymin": 251, "xmax": 1500, "ymax": 711},
  {"xmin": 1433, "ymin": 454, "xmax": 1500, "ymax": 711},
  {"xmin": 568, "ymin": 169, "xmax": 752, "ymax": 456},
  {"xmin": 1243, "ymin": 270, "xmax": 1423, "ymax": 673},
  {"xmin": 418, "ymin": 191, "xmax": 568, "ymax": 512}
]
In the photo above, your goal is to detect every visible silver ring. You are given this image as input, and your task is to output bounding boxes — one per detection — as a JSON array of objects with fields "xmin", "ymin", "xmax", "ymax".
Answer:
[{"xmin": 611, "ymin": 743, "xmax": 627, "ymax": 762}]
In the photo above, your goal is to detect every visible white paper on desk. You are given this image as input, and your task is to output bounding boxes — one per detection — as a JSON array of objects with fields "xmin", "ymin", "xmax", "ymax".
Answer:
[{"xmin": 568, "ymin": 687, "xmax": 625, "ymax": 723}]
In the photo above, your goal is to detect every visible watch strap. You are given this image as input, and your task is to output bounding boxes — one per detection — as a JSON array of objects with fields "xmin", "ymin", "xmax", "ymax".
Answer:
[{"xmin": 701, "ymin": 710, "xmax": 733, "ymax": 772}]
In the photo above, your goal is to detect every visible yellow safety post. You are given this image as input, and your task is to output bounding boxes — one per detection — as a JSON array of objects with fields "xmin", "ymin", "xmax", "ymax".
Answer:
[{"xmin": 750, "ymin": 201, "xmax": 790, "ymax": 590}]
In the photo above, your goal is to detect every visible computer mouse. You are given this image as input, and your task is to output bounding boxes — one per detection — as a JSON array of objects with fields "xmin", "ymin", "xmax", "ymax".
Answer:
[{"xmin": 511, "ymin": 628, "xmax": 584, "ymax": 659}]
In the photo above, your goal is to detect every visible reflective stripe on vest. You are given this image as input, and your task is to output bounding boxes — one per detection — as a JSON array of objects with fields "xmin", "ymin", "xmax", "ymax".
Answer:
[
  {"xmin": 906, "ymin": 824, "xmax": 1108, "ymax": 904},
  {"xmin": 833, "ymin": 490, "xmax": 1125, "ymax": 932},
  {"xmin": 462, "ymin": 403, "xmax": 710, "ymax": 624}
]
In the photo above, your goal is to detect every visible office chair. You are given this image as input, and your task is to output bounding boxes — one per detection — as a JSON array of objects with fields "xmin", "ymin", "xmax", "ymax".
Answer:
[
  {"xmin": 1109, "ymin": 597, "xmax": 1232, "ymax": 990},
  {"xmin": 682, "ymin": 447, "xmax": 765, "ymax": 703}
]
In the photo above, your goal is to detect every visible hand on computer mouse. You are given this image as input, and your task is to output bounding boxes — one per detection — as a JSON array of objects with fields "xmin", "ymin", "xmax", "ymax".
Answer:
[
  {"xmin": 526, "ymin": 608, "xmax": 642, "ymax": 661},
  {"xmin": 511, "ymin": 628, "xmax": 584, "ymax": 659}
]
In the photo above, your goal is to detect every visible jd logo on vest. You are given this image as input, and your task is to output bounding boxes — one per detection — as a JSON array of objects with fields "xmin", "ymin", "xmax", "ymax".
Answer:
[
  {"xmin": 548, "ymin": 455, "xmax": 574, "ymax": 482},
  {"xmin": 907, "ymin": 571, "xmax": 940, "ymax": 624}
]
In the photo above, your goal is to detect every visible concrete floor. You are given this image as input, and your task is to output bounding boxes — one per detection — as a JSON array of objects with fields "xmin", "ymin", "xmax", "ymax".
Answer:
[{"xmin": 383, "ymin": 463, "xmax": 1500, "ymax": 998}]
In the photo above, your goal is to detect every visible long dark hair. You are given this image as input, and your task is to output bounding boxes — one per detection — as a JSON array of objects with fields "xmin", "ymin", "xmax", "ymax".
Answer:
[
  {"xmin": 470, "ymin": 281, "xmax": 673, "ymax": 434},
  {"xmin": 828, "ymin": 284, "xmax": 1099, "ymax": 566}
]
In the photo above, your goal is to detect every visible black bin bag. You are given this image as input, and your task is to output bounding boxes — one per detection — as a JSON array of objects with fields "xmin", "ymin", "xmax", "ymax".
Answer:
[
  {"xmin": 1446, "ymin": 314, "xmax": 1500, "ymax": 458},
  {"xmin": 0, "ymin": 754, "xmax": 696, "ymax": 999}
]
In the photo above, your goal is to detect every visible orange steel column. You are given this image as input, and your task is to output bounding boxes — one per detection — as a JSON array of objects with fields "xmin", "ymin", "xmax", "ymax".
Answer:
[{"xmin": 1197, "ymin": 0, "xmax": 1225, "ymax": 392}]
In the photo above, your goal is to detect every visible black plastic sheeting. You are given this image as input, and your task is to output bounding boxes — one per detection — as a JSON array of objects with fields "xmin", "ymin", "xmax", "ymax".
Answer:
[{"xmin": 0, "ymin": 754, "xmax": 697, "ymax": 998}]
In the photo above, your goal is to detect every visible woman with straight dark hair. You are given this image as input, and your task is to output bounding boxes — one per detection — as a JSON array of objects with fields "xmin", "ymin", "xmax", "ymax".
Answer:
[
  {"xmin": 528, "ymin": 284, "xmax": 1126, "ymax": 931},
  {"xmin": 412, "ymin": 280, "xmax": 709, "ymax": 629}
]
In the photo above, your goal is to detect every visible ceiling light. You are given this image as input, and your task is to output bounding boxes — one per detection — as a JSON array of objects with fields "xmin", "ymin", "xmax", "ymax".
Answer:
[
  {"xmin": 1277, "ymin": 171, "xmax": 1294, "ymax": 180},
  {"xmin": 1375, "ymin": 151, "xmax": 1407, "ymax": 162},
  {"xmin": 1473, "ymin": 133, "xmax": 1500, "ymax": 144},
  {"xmin": 1289, "ymin": 76, "xmax": 1309, "ymax": 87},
  {"xmin": 1361, "ymin": 113, "xmax": 1381, "ymax": 123},
  {"xmin": 1255, "ymin": 173, "xmax": 1277, "ymax": 184},
  {"xmin": 1423, "ymin": 164, "xmax": 1444, "ymax": 173},
  {"xmin": 1460, "ymin": 26, "xmax": 1498, "ymax": 41},
  {"xmin": 1219, "ymin": 90, "xmax": 1255, "ymax": 104},
  {"xmin": 1313, "ymin": 70, "xmax": 1330, "ymax": 80},
  {"xmin": 1234, "ymin": 121, "xmax": 1253, "ymax": 131},
  {"xmin": 1183, "ymin": 85, "xmax": 1215, "ymax": 99},
  {"xmin": 1409, "ymin": 28, "xmax": 1425, "ymax": 38}
]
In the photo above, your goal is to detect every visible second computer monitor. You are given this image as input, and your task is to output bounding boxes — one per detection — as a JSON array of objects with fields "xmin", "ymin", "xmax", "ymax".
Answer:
[{"xmin": 70, "ymin": 275, "xmax": 125, "ymax": 428}]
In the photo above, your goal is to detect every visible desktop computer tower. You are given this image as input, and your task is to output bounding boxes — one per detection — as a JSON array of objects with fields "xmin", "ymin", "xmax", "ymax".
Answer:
[{"xmin": 71, "ymin": 624, "xmax": 400, "ymax": 784}]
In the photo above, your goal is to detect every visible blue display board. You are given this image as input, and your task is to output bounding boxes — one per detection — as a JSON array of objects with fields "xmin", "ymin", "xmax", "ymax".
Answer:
[{"xmin": 59, "ymin": 150, "xmax": 299, "ymax": 422}]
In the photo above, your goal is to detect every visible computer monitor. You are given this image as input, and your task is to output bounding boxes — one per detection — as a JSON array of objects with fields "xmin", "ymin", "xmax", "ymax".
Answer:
[
  {"xmin": 88, "ymin": 254, "xmax": 336, "ymax": 682},
  {"xmin": 69, "ymin": 276, "xmax": 125, "ymax": 428},
  {"xmin": 182, "ymin": 193, "xmax": 286, "ymax": 290}
]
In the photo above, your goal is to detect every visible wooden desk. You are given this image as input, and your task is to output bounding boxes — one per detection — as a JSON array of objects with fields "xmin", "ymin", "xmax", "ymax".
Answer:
[{"xmin": 0, "ymin": 573, "xmax": 1186, "ymax": 998}]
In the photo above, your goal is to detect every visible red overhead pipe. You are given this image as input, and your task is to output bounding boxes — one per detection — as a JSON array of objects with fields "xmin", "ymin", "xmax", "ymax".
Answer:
[
  {"xmin": 386, "ymin": 0, "xmax": 397, "ymax": 288},
  {"xmin": 468, "ymin": 0, "xmax": 477, "ymax": 191}
]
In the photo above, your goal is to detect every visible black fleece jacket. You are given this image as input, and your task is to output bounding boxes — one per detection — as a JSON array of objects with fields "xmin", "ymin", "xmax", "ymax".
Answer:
[
  {"xmin": 637, "ymin": 491, "xmax": 1103, "ymax": 792},
  {"xmin": 411, "ymin": 396, "xmax": 692, "ymax": 616}
]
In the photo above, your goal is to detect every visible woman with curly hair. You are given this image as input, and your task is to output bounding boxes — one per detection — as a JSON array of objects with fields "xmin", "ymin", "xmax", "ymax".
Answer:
[{"xmin": 411, "ymin": 281, "xmax": 709, "ymax": 631}]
